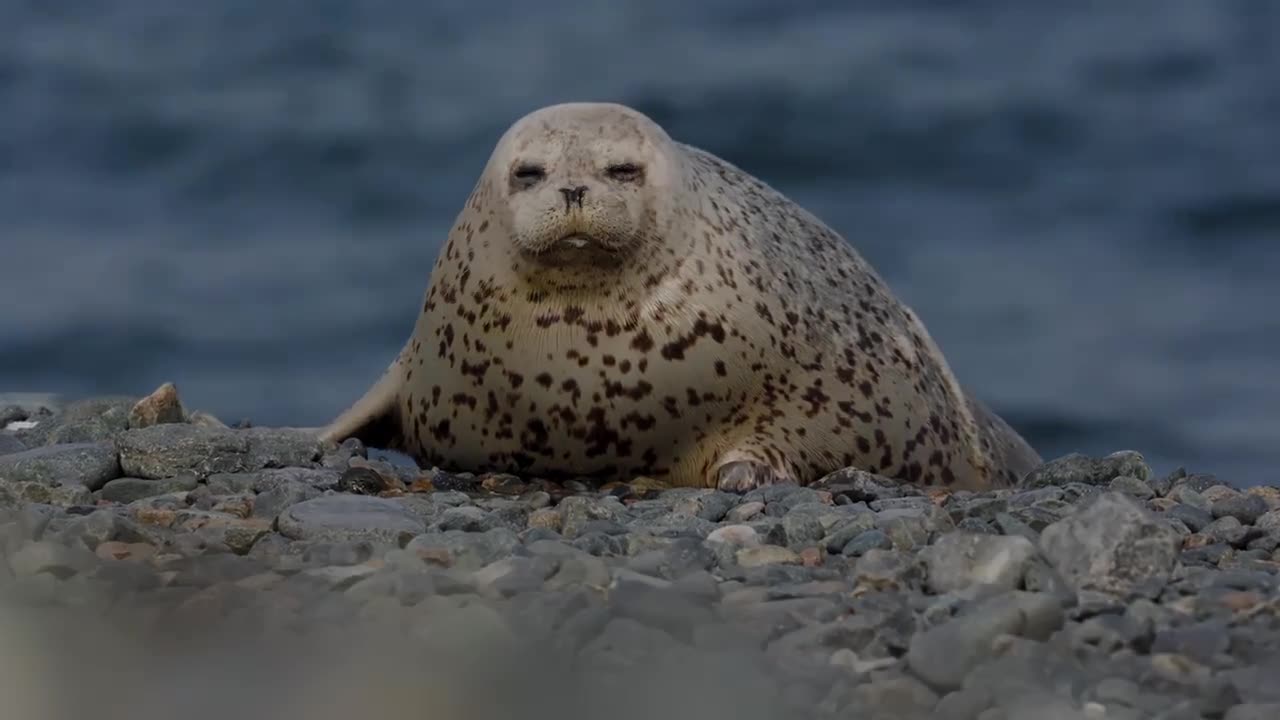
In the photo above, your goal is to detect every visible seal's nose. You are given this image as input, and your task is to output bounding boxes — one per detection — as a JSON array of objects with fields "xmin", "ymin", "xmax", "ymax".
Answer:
[{"xmin": 559, "ymin": 185, "xmax": 588, "ymax": 211}]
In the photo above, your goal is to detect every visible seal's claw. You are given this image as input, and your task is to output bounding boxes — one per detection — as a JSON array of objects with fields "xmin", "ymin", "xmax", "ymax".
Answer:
[{"xmin": 715, "ymin": 460, "xmax": 784, "ymax": 493}]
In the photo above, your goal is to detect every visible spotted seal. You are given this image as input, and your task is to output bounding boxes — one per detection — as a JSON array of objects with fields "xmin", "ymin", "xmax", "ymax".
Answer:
[{"xmin": 320, "ymin": 102, "xmax": 1042, "ymax": 492}]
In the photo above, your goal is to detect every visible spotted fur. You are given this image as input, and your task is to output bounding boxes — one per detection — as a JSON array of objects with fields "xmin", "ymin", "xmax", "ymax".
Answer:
[{"xmin": 320, "ymin": 102, "xmax": 1042, "ymax": 492}]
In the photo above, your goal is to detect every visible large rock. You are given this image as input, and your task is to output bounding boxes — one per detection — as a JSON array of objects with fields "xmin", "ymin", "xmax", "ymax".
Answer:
[
  {"xmin": 0, "ymin": 442, "xmax": 121, "ymax": 491},
  {"xmin": 1039, "ymin": 491, "xmax": 1181, "ymax": 597},
  {"xmin": 127, "ymin": 382, "xmax": 186, "ymax": 429},
  {"xmin": 0, "ymin": 433, "xmax": 26, "ymax": 457},
  {"xmin": 1023, "ymin": 450, "xmax": 1152, "ymax": 489},
  {"xmin": 115, "ymin": 424, "xmax": 324, "ymax": 479}
]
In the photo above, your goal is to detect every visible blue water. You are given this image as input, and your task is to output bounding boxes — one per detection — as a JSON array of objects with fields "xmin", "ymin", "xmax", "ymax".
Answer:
[{"xmin": 2, "ymin": 1, "xmax": 1278, "ymax": 486}]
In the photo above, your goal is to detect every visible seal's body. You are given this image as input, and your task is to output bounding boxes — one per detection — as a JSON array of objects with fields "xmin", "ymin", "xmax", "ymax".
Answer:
[{"xmin": 321, "ymin": 102, "xmax": 1042, "ymax": 492}]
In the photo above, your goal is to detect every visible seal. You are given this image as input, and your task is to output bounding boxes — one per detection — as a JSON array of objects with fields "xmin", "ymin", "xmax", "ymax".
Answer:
[{"xmin": 320, "ymin": 102, "xmax": 1042, "ymax": 492}]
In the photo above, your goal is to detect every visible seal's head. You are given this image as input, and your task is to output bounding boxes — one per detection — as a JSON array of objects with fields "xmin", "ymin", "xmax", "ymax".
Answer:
[{"xmin": 483, "ymin": 103, "xmax": 688, "ymax": 285}]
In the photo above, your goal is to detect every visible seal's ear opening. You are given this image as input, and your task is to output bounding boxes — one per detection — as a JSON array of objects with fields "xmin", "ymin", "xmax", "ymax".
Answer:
[{"xmin": 319, "ymin": 363, "xmax": 406, "ymax": 455}]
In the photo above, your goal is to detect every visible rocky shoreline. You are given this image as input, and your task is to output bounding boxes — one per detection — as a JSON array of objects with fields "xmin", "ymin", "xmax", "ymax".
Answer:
[{"xmin": 2, "ymin": 386, "xmax": 1279, "ymax": 720}]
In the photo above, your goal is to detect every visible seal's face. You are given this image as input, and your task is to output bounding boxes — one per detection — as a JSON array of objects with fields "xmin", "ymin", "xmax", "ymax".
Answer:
[{"xmin": 491, "ymin": 103, "xmax": 679, "ymax": 274}]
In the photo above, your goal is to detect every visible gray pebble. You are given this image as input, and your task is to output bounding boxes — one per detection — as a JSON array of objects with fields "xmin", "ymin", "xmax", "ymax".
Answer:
[
  {"xmin": 1152, "ymin": 620, "xmax": 1231, "ymax": 666},
  {"xmin": 842, "ymin": 528, "xmax": 893, "ymax": 557},
  {"xmin": 919, "ymin": 531, "xmax": 1040, "ymax": 594},
  {"xmin": 852, "ymin": 548, "xmax": 919, "ymax": 588},
  {"xmin": 877, "ymin": 513, "xmax": 937, "ymax": 551},
  {"xmin": 934, "ymin": 687, "xmax": 993, "ymax": 720},
  {"xmin": 990, "ymin": 513, "xmax": 1039, "ymax": 544},
  {"xmin": 846, "ymin": 673, "xmax": 939, "ymax": 717},
  {"xmin": 277, "ymin": 495, "xmax": 426, "ymax": 546},
  {"xmin": 670, "ymin": 489, "xmax": 739, "ymax": 522},
  {"xmin": 472, "ymin": 555, "xmax": 558, "ymax": 598},
  {"xmin": 781, "ymin": 510, "xmax": 826, "ymax": 548},
  {"xmin": 252, "ymin": 479, "xmax": 322, "ymax": 519},
  {"xmin": 748, "ymin": 484, "xmax": 827, "ymax": 515},
  {"xmin": 1165, "ymin": 503, "xmax": 1214, "ymax": 532},
  {"xmin": 955, "ymin": 517, "xmax": 997, "ymax": 534},
  {"xmin": 821, "ymin": 511, "xmax": 877, "ymax": 552},
  {"xmin": 404, "ymin": 527, "xmax": 520, "ymax": 571},
  {"xmin": 1110, "ymin": 475, "xmax": 1155, "ymax": 500},
  {"xmin": 1169, "ymin": 486, "xmax": 1212, "ymax": 512},
  {"xmin": 573, "ymin": 531, "xmax": 626, "ymax": 557},
  {"xmin": 1203, "ymin": 516, "xmax": 1250, "ymax": 547},
  {"xmin": 435, "ymin": 505, "xmax": 501, "ymax": 533},
  {"xmin": 1256, "ymin": 509, "xmax": 1280, "ymax": 531},
  {"xmin": 1225, "ymin": 703, "xmax": 1280, "ymax": 720},
  {"xmin": 7, "ymin": 539, "xmax": 99, "ymax": 578},
  {"xmin": 53, "ymin": 508, "xmax": 147, "ymax": 550},
  {"xmin": 907, "ymin": 592, "xmax": 1031, "ymax": 691},
  {"xmin": 958, "ymin": 497, "xmax": 1009, "ymax": 524},
  {"xmin": 557, "ymin": 495, "xmax": 627, "ymax": 539}
]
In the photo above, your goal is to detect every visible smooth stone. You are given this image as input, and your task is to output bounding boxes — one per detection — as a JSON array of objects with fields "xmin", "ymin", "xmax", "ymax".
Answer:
[
  {"xmin": 919, "ymin": 531, "xmax": 1040, "ymax": 594},
  {"xmin": 0, "ymin": 442, "xmax": 121, "ymax": 491},
  {"xmin": 736, "ymin": 545, "xmax": 802, "ymax": 567},
  {"xmin": 1165, "ymin": 503, "xmax": 1214, "ymax": 532},
  {"xmin": 842, "ymin": 528, "xmax": 893, "ymax": 557},
  {"xmin": 1225, "ymin": 704, "xmax": 1280, "ymax": 720},
  {"xmin": 821, "ymin": 511, "xmax": 878, "ymax": 553},
  {"xmin": 726, "ymin": 501, "xmax": 765, "ymax": 522},
  {"xmin": 906, "ymin": 591, "xmax": 1064, "ymax": 692},
  {"xmin": 1256, "ymin": 509, "xmax": 1280, "ymax": 532},
  {"xmin": 1203, "ymin": 516, "xmax": 1250, "ymax": 547},
  {"xmin": 435, "ymin": 506, "xmax": 501, "ymax": 533},
  {"xmin": 852, "ymin": 549, "xmax": 919, "ymax": 589},
  {"xmin": 277, "ymin": 495, "xmax": 426, "ymax": 546},
  {"xmin": 52, "ymin": 508, "xmax": 148, "ymax": 551},
  {"xmin": 7, "ymin": 539, "xmax": 99, "ymax": 578},
  {"xmin": 252, "ymin": 480, "xmax": 322, "ymax": 519},
  {"xmin": 98, "ymin": 475, "xmax": 199, "ymax": 504},
  {"xmin": 706, "ymin": 524, "xmax": 760, "ymax": 548},
  {"xmin": 404, "ymin": 528, "xmax": 520, "ymax": 571},
  {"xmin": 1109, "ymin": 475, "xmax": 1155, "ymax": 500}
]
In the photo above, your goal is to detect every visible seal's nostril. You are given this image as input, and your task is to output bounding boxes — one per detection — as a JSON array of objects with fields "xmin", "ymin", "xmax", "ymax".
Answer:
[{"xmin": 559, "ymin": 185, "xmax": 588, "ymax": 211}]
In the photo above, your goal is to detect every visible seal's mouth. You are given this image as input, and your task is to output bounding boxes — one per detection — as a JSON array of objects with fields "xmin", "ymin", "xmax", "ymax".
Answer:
[
  {"xmin": 555, "ymin": 233, "xmax": 596, "ymax": 249},
  {"xmin": 521, "ymin": 233, "xmax": 621, "ymax": 268}
]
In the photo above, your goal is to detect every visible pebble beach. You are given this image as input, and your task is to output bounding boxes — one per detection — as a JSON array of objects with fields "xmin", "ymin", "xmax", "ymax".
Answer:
[{"xmin": 2, "ymin": 384, "xmax": 1279, "ymax": 720}]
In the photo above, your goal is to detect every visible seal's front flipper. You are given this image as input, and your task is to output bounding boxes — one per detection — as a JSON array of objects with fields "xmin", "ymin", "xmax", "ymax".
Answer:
[
  {"xmin": 319, "ymin": 359, "xmax": 405, "ymax": 453},
  {"xmin": 711, "ymin": 446, "xmax": 797, "ymax": 493}
]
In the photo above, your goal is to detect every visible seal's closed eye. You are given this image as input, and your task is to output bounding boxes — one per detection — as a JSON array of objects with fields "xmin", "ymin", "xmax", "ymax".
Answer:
[
  {"xmin": 511, "ymin": 164, "xmax": 546, "ymax": 188},
  {"xmin": 605, "ymin": 162, "xmax": 643, "ymax": 182}
]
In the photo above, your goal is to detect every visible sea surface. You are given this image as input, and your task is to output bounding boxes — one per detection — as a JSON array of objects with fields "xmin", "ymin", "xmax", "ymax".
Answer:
[{"xmin": 2, "ymin": 1, "xmax": 1278, "ymax": 487}]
